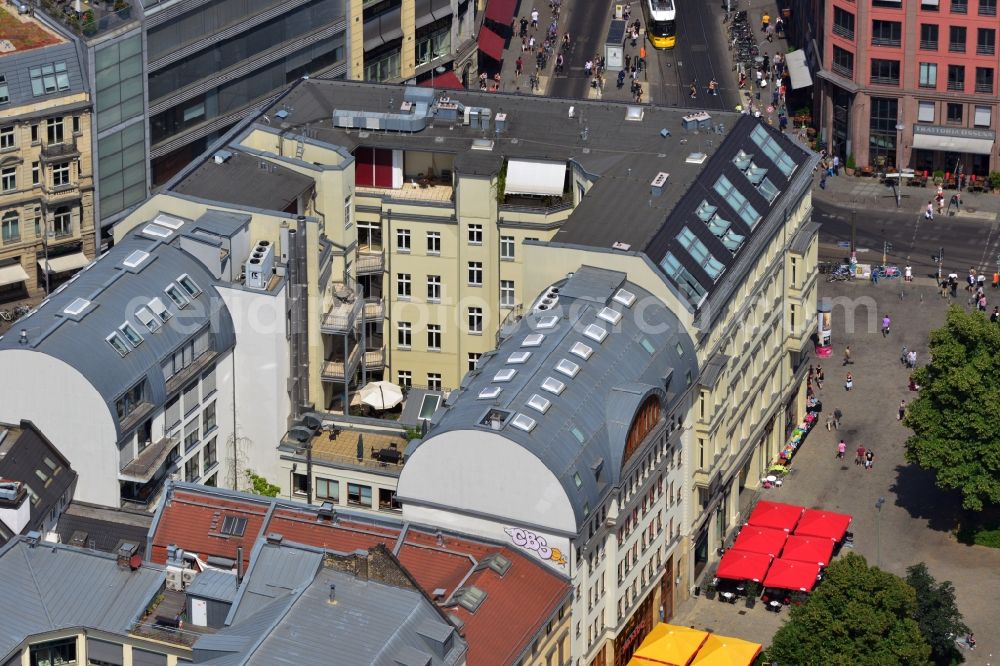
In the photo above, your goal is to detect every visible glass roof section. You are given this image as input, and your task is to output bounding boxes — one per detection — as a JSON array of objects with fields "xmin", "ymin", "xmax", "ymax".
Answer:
[
  {"xmin": 660, "ymin": 252, "xmax": 707, "ymax": 304},
  {"xmin": 747, "ymin": 164, "xmax": 767, "ymax": 185},
  {"xmin": 713, "ymin": 174, "xmax": 761, "ymax": 228},
  {"xmin": 732, "ymin": 150, "xmax": 753, "ymax": 171},
  {"xmin": 758, "ymin": 177, "xmax": 780, "ymax": 202},
  {"xmin": 721, "ymin": 229, "xmax": 746, "ymax": 252},
  {"xmin": 751, "ymin": 124, "xmax": 797, "ymax": 177},
  {"xmin": 695, "ymin": 200, "xmax": 718, "ymax": 222}
]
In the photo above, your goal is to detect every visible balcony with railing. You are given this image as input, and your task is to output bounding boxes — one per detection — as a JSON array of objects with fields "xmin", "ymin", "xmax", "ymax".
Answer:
[
  {"xmin": 832, "ymin": 24, "xmax": 854, "ymax": 40},
  {"xmin": 323, "ymin": 279, "xmax": 364, "ymax": 334},
  {"xmin": 120, "ymin": 432, "xmax": 179, "ymax": 483},
  {"xmin": 355, "ymin": 251, "xmax": 384, "ymax": 275},
  {"xmin": 322, "ymin": 344, "xmax": 362, "ymax": 382},
  {"xmin": 951, "ymin": 1, "xmax": 968, "ymax": 13},
  {"xmin": 948, "ymin": 79, "xmax": 965, "ymax": 91},
  {"xmin": 40, "ymin": 139, "xmax": 79, "ymax": 163},
  {"xmin": 363, "ymin": 297, "xmax": 384, "ymax": 322},
  {"xmin": 920, "ymin": 39, "xmax": 938, "ymax": 50},
  {"xmin": 979, "ymin": 2, "xmax": 996, "ymax": 16},
  {"xmin": 363, "ymin": 348, "xmax": 385, "ymax": 371},
  {"xmin": 831, "ymin": 61, "xmax": 853, "ymax": 79},
  {"xmin": 975, "ymin": 81, "xmax": 993, "ymax": 93},
  {"xmin": 949, "ymin": 41, "xmax": 966, "ymax": 53},
  {"xmin": 977, "ymin": 43, "xmax": 995, "ymax": 55}
]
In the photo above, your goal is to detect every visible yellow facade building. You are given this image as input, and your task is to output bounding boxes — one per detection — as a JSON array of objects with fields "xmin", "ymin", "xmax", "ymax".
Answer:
[{"xmin": 0, "ymin": 12, "xmax": 95, "ymax": 306}]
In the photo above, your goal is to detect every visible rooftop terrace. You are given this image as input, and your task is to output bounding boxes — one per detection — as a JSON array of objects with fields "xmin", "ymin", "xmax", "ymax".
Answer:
[{"xmin": 0, "ymin": 6, "xmax": 63, "ymax": 54}]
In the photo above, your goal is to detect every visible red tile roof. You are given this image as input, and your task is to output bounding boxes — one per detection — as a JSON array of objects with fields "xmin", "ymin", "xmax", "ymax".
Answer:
[{"xmin": 150, "ymin": 486, "xmax": 571, "ymax": 665}]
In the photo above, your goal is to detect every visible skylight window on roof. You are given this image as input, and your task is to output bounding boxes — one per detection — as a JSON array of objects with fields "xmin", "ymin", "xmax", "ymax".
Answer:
[
  {"xmin": 732, "ymin": 150, "xmax": 753, "ymax": 171},
  {"xmin": 613, "ymin": 289, "xmax": 636, "ymax": 307},
  {"xmin": 555, "ymin": 358, "xmax": 580, "ymax": 378},
  {"xmin": 63, "ymin": 297, "xmax": 91, "ymax": 316},
  {"xmin": 511, "ymin": 413, "xmax": 537, "ymax": 432},
  {"xmin": 758, "ymin": 177, "xmax": 780, "ymax": 203},
  {"xmin": 123, "ymin": 250, "xmax": 150, "ymax": 269},
  {"xmin": 148, "ymin": 297, "xmax": 172, "ymax": 322},
  {"xmin": 135, "ymin": 306, "xmax": 160, "ymax": 332},
  {"xmin": 452, "ymin": 586, "xmax": 487, "ymax": 613},
  {"xmin": 541, "ymin": 376, "xmax": 565, "ymax": 395},
  {"xmin": 119, "ymin": 322, "xmax": 143, "ymax": 347},
  {"xmin": 142, "ymin": 224, "xmax": 173, "ymax": 239},
  {"xmin": 583, "ymin": 324, "xmax": 607, "ymax": 343},
  {"xmin": 164, "ymin": 283, "xmax": 190, "ymax": 308},
  {"xmin": 480, "ymin": 408, "xmax": 512, "ymax": 429},
  {"xmin": 152, "ymin": 213, "xmax": 185, "ymax": 230},
  {"xmin": 597, "ymin": 307, "xmax": 622, "ymax": 325},
  {"xmin": 522, "ymin": 333, "xmax": 545, "ymax": 347},
  {"xmin": 106, "ymin": 332, "xmax": 130, "ymax": 357},
  {"xmin": 706, "ymin": 214, "xmax": 731, "ymax": 237},
  {"xmin": 527, "ymin": 394, "xmax": 551, "ymax": 414},
  {"xmin": 535, "ymin": 315, "xmax": 559, "ymax": 329},
  {"xmin": 571, "ymin": 427, "xmax": 585, "ymax": 443},
  {"xmin": 660, "ymin": 252, "xmax": 707, "ymax": 304},
  {"xmin": 220, "ymin": 515, "xmax": 248, "ymax": 536},
  {"xmin": 478, "ymin": 386, "xmax": 503, "ymax": 399},
  {"xmin": 178, "ymin": 274, "xmax": 202, "ymax": 297},
  {"xmin": 573, "ymin": 472, "xmax": 583, "ymax": 488},
  {"xmin": 475, "ymin": 553, "xmax": 512, "ymax": 576},
  {"xmin": 750, "ymin": 124, "xmax": 797, "ymax": 177},
  {"xmin": 747, "ymin": 165, "xmax": 768, "ymax": 185},
  {"xmin": 695, "ymin": 200, "xmax": 718, "ymax": 222},
  {"xmin": 721, "ymin": 229, "xmax": 746, "ymax": 252},
  {"xmin": 494, "ymin": 368, "xmax": 517, "ymax": 382},
  {"xmin": 570, "ymin": 341, "xmax": 593, "ymax": 360},
  {"xmin": 641, "ymin": 338, "xmax": 656, "ymax": 355},
  {"xmin": 704, "ymin": 255, "xmax": 725, "ymax": 281},
  {"xmin": 713, "ymin": 175, "xmax": 762, "ymax": 228},
  {"xmin": 507, "ymin": 351, "xmax": 532, "ymax": 364}
]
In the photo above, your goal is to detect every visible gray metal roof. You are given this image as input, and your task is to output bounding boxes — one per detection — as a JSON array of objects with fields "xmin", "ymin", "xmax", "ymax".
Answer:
[
  {"xmin": 226, "ymin": 542, "xmax": 323, "ymax": 626},
  {"xmin": 170, "ymin": 150, "xmax": 313, "ymax": 213},
  {"xmin": 187, "ymin": 569, "xmax": 239, "ymax": 603},
  {"xmin": 0, "ymin": 422, "xmax": 77, "ymax": 533},
  {"xmin": 55, "ymin": 501, "xmax": 153, "ymax": 554},
  {"xmin": 185, "ymin": 210, "xmax": 252, "ymax": 240},
  {"xmin": 0, "ymin": 41, "xmax": 86, "ymax": 109},
  {"xmin": 0, "ymin": 537, "xmax": 164, "ymax": 661},
  {"xmin": 0, "ymin": 220, "xmax": 237, "ymax": 441},
  {"xmin": 416, "ymin": 266, "xmax": 697, "ymax": 528}
]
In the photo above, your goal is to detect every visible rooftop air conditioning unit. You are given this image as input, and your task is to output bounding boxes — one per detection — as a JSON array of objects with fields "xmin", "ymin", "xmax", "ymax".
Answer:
[
  {"xmin": 245, "ymin": 240, "xmax": 275, "ymax": 290},
  {"xmin": 165, "ymin": 565, "xmax": 184, "ymax": 591}
]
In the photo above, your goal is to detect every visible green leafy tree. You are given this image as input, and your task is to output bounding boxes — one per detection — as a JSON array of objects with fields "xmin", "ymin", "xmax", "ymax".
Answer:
[
  {"xmin": 244, "ymin": 470, "xmax": 280, "ymax": 497},
  {"xmin": 904, "ymin": 306, "xmax": 1000, "ymax": 510},
  {"xmin": 763, "ymin": 553, "xmax": 931, "ymax": 665},
  {"xmin": 905, "ymin": 563, "xmax": 968, "ymax": 665}
]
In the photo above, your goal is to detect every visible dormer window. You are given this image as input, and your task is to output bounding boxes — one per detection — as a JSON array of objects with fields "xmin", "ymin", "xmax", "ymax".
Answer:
[
  {"xmin": 148, "ymin": 297, "xmax": 172, "ymax": 322},
  {"xmin": 178, "ymin": 274, "xmax": 201, "ymax": 297},
  {"xmin": 165, "ymin": 283, "xmax": 190, "ymax": 308}
]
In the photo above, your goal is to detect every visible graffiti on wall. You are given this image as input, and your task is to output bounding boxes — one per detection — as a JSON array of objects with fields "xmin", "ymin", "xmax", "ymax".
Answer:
[{"xmin": 504, "ymin": 526, "xmax": 567, "ymax": 566}]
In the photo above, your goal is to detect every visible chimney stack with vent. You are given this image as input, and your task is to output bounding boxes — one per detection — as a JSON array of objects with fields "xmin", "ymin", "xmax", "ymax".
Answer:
[
  {"xmin": 328, "ymin": 583, "xmax": 337, "ymax": 604},
  {"xmin": 236, "ymin": 547, "xmax": 244, "ymax": 583}
]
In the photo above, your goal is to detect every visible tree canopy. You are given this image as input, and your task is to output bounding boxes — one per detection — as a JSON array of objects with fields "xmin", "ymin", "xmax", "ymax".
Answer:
[
  {"xmin": 763, "ymin": 553, "xmax": 931, "ymax": 665},
  {"xmin": 905, "ymin": 563, "xmax": 967, "ymax": 665},
  {"xmin": 245, "ymin": 470, "xmax": 280, "ymax": 497},
  {"xmin": 904, "ymin": 305, "xmax": 1000, "ymax": 511}
]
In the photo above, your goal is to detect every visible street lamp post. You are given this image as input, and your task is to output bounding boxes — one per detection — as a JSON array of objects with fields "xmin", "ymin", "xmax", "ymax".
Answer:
[
  {"xmin": 875, "ymin": 496, "xmax": 885, "ymax": 568},
  {"xmin": 850, "ymin": 204, "xmax": 857, "ymax": 268}
]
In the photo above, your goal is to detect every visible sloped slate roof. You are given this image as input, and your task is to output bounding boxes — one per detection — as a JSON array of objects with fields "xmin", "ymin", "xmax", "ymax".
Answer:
[
  {"xmin": 0, "ymin": 538, "xmax": 164, "ymax": 661},
  {"xmin": 417, "ymin": 266, "xmax": 697, "ymax": 528},
  {"xmin": 0, "ymin": 226, "xmax": 236, "ymax": 440},
  {"xmin": 0, "ymin": 42, "xmax": 85, "ymax": 109}
]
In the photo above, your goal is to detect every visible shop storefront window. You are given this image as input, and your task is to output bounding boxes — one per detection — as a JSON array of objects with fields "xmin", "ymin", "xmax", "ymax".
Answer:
[{"xmin": 869, "ymin": 97, "xmax": 899, "ymax": 169}]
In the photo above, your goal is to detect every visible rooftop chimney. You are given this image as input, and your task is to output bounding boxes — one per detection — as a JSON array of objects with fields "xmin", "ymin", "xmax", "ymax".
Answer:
[
  {"xmin": 435, "ymin": 531, "xmax": 445, "ymax": 547},
  {"xmin": 236, "ymin": 546, "xmax": 244, "ymax": 584},
  {"xmin": 18, "ymin": 330, "xmax": 27, "ymax": 345},
  {"xmin": 328, "ymin": 583, "xmax": 337, "ymax": 604}
]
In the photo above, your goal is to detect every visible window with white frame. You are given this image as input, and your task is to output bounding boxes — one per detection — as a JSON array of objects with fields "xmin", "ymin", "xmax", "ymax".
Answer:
[
  {"xmin": 468, "ymin": 261, "xmax": 483, "ymax": 285},
  {"xmin": 468, "ymin": 307, "xmax": 483, "ymax": 333},
  {"xmin": 426, "ymin": 274, "xmax": 441, "ymax": 301},
  {"xmin": 52, "ymin": 161, "xmax": 70, "ymax": 187},
  {"xmin": 427, "ymin": 324, "xmax": 442, "ymax": 350},
  {"xmin": 468, "ymin": 353, "xmax": 482, "ymax": 371},
  {"xmin": 397, "ymin": 228, "xmax": 411, "ymax": 251},
  {"xmin": 397, "ymin": 321, "xmax": 412, "ymax": 348},
  {"xmin": 344, "ymin": 196, "xmax": 352, "ymax": 229},
  {"xmin": 31, "ymin": 162, "xmax": 39, "ymax": 186},
  {"xmin": 46, "ymin": 117, "xmax": 63, "ymax": 144},
  {"xmin": 918, "ymin": 101, "xmax": 935, "ymax": 122},
  {"xmin": 500, "ymin": 235, "xmax": 515, "ymax": 259},
  {"xmin": 316, "ymin": 477, "xmax": 338, "ymax": 501},
  {"xmin": 0, "ymin": 126, "xmax": 14, "ymax": 150},
  {"xmin": 427, "ymin": 231, "xmax": 441, "ymax": 254},
  {"xmin": 52, "ymin": 206, "xmax": 71, "ymax": 236},
  {"xmin": 500, "ymin": 279, "xmax": 515, "ymax": 307},
  {"xmin": 2, "ymin": 166, "xmax": 16, "ymax": 192},
  {"xmin": 397, "ymin": 370, "xmax": 412, "ymax": 387},
  {"xmin": 1, "ymin": 211, "xmax": 19, "ymax": 243},
  {"xmin": 347, "ymin": 482, "xmax": 372, "ymax": 506},
  {"xmin": 397, "ymin": 272, "xmax": 411, "ymax": 298},
  {"xmin": 468, "ymin": 223, "xmax": 483, "ymax": 244},
  {"xmin": 427, "ymin": 373, "xmax": 442, "ymax": 390}
]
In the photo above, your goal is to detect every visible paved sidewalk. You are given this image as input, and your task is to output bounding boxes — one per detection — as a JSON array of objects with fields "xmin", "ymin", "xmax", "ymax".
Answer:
[{"xmin": 672, "ymin": 280, "xmax": 1000, "ymax": 659}]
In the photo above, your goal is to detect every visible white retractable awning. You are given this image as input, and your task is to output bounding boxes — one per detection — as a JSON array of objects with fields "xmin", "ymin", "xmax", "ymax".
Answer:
[
  {"xmin": 912, "ymin": 133, "xmax": 994, "ymax": 155},
  {"xmin": 785, "ymin": 50, "xmax": 813, "ymax": 90},
  {"xmin": 38, "ymin": 252, "xmax": 90, "ymax": 274},
  {"xmin": 505, "ymin": 159, "xmax": 567, "ymax": 196},
  {"xmin": 0, "ymin": 263, "xmax": 29, "ymax": 287}
]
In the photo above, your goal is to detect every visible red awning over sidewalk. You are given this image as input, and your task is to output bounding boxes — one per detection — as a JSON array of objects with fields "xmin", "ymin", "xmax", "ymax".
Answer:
[
  {"xmin": 732, "ymin": 526, "xmax": 788, "ymax": 557},
  {"xmin": 794, "ymin": 509, "xmax": 852, "ymax": 541},
  {"xmin": 747, "ymin": 501, "xmax": 805, "ymax": 533},
  {"xmin": 763, "ymin": 559, "xmax": 821, "ymax": 592},
  {"xmin": 716, "ymin": 550, "xmax": 772, "ymax": 582},
  {"xmin": 418, "ymin": 70, "xmax": 465, "ymax": 90},
  {"xmin": 781, "ymin": 535, "xmax": 835, "ymax": 567},
  {"xmin": 484, "ymin": 0, "xmax": 518, "ymax": 25},
  {"xmin": 478, "ymin": 26, "xmax": 506, "ymax": 61}
]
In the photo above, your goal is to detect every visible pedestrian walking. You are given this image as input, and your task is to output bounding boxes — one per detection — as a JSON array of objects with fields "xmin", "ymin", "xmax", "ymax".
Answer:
[
  {"xmin": 855, "ymin": 445, "xmax": 866, "ymax": 466},
  {"xmin": 906, "ymin": 350, "xmax": 917, "ymax": 368},
  {"xmin": 761, "ymin": 11, "xmax": 770, "ymax": 31},
  {"xmin": 530, "ymin": 8, "xmax": 539, "ymax": 28},
  {"xmin": 864, "ymin": 449, "xmax": 874, "ymax": 470},
  {"xmin": 967, "ymin": 269, "xmax": 977, "ymax": 292},
  {"xmin": 826, "ymin": 413, "xmax": 834, "ymax": 431},
  {"xmin": 765, "ymin": 23, "xmax": 774, "ymax": 42},
  {"xmin": 633, "ymin": 81, "xmax": 643, "ymax": 103},
  {"xmin": 992, "ymin": 306, "xmax": 999, "ymax": 323},
  {"xmin": 833, "ymin": 407, "xmax": 843, "ymax": 429},
  {"xmin": 819, "ymin": 170, "xmax": 827, "ymax": 190},
  {"xmin": 836, "ymin": 440, "xmax": 846, "ymax": 459},
  {"xmin": 816, "ymin": 365, "xmax": 824, "ymax": 388},
  {"xmin": 900, "ymin": 345, "xmax": 908, "ymax": 366},
  {"xmin": 515, "ymin": 56, "xmax": 523, "ymax": 76},
  {"xmin": 882, "ymin": 314, "xmax": 891, "ymax": 337},
  {"xmin": 925, "ymin": 201, "xmax": 934, "ymax": 220},
  {"xmin": 845, "ymin": 372, "xmax": 853, "ymax": 391},
  {"xmin": 584, "ymin": 59, "xmax": 592, "ymax": 76},
  {"xmin": 520, "ymin": 16, "xmax": 528, "ymax": 37},
  {"xmin": 898, "ymin": 400, "xmax": 906, "ymax": 421},
  {"xmin": 978, "ymin": 293, "xmax": 988, "ymax": 311},
  {"xmin": 978, "ymin": 273, "xmax": 986, "ymax": 291},
  {"xmin": 871, "ymin": 268, "xmax": 879, "ymax": 285},
  {"xmin": 832, "ymin": 155, "xmax": 839, "ymax": 175},
  {"xmin": 843, "ymin": 346, "xmax": 852, "ymax": 366},
  {"xmin": 904, "ymin": 264, "xmax": 912, "ymax": 282},
  {"xmin": 689, "ymin": 80, "xmax": 697, "ymax": 98}
]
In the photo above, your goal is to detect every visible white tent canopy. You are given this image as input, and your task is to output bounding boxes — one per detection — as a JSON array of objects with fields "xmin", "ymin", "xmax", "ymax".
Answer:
[{"xmin": 505, "ymin": 159, "xmax": 567, "ymax": 197}]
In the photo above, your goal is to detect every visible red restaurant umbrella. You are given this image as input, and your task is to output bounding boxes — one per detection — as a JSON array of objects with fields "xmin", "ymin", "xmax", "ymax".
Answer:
[
  {"xmin": 794, "ymin": 509, "xmax": 852, "ymax": 541},
  {"xmin": 781, "ymin": 535, "xmax": 835, "ymax": 567},
  {"xmin": 746, "ymin": 500, "xmax": 805, "ymax": 533},
  {"xmin": 763, "ymin": 559, "xmax": 820, "ymax": 592},
  {"xmin": 732, "ymin": 525, "xmax": 788, "ymax": 557},
  {"xmin": 716, "ymin": 549, "xmax": 772, "ymax": 582}
]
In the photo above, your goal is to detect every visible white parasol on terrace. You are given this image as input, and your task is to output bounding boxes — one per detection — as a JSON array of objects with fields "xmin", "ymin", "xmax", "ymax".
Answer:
[{"xmin": 359, "ymin": 380, "xmax": 404, "ymax": 410}]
